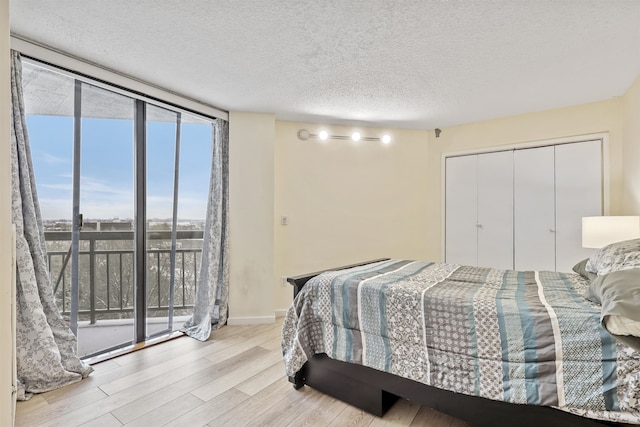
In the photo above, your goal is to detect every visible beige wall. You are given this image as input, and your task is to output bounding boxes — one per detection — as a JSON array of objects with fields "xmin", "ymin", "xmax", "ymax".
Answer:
[
  {"xmin": 274, "ymin": 122, "xmax": 430, "ymax": 311},
  {"xmin": 424, "ymin": 99, "xmax": 625, "ymax": 262},
  {"xmin": 272, "ymin": 99, "xmax": 628, "ymax": 311},
  {"xmin": 228, "ymin": 112, "xmax": 276, "ymax": 323},
  {"xmin": 622, "ymin": 74, "xmax": 640, "ymax": 214},
  {"xmin": 1, "ymin": 0, "xmax": 15, "ymax": 424}
]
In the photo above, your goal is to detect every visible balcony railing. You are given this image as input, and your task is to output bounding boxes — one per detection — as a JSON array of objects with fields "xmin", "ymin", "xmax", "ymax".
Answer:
[{"xmin": 45, "ymin": 229, "xmax": 203, "ymax": 324}]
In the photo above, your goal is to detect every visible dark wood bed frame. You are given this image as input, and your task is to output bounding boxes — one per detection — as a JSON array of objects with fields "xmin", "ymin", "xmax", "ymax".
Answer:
[{"xmin": 286, "ymin": 259, "xmax": 618, "ymax": 427}]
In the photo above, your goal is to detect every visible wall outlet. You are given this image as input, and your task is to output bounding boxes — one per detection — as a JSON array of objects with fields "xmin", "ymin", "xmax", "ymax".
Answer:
[
  {"xmin": 280, "ymin": 215, "xmax": 288, "ymax": 226},
  {"xmin": 281, "ymin": 276, "xmax": 289, "ymax": 287}
]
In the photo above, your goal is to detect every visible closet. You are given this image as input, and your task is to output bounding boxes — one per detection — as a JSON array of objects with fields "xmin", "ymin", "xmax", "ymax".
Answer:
[
  {"xmin": 444, "ymin": 139, "xmax": 602, "ymax": 272},
  {"xmin": 445, "ymin": 151, "xmax": 513, "ymax": 270}
]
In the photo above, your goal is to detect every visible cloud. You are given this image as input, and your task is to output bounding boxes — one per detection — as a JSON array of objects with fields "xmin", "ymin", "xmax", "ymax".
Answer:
[
  {"xmin": 35, "ymin": 151, "xmax": 68, "ymax": 165},
  {"xmin": 39, "ymin": 179, "xmax": 209, "ymax": 221},
  {"xmin": 38, "ymin": 198, "xmax": 72, "ymax": 221},
  {"xmin": 41, "ymin": 175, "xmax": 132, "ymax": 194},
  {"xmin": 80, "ymin": 176, "xmax": 133, "ymax": 196},
  {"xmin": 41, "ymin": 182, "xmax": 72, "ymax": 191}
]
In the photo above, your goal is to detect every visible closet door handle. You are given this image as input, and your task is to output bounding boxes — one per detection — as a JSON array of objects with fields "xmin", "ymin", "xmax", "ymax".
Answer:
[
  {"xmin": 549, "ymin": 228, "xmax": 556, "ymax": 233},
  {"xmin": 476, "ymin": 224, "xmax": 483, "ymax": 229}
]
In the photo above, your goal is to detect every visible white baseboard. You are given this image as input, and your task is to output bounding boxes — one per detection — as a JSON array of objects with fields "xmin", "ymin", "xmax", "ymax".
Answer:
[
  {"xmin": 275, "ymin": 309, "xmax": 288, "ymax": 318},
  {"xmin": 227, "ymin": 315, "xmax": 276, "ymax": 325}
]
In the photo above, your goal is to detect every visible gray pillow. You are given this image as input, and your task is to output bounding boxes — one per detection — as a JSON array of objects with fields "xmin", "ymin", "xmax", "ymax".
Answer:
[
  {"xmin": 572, "ymin": 258, "xmax": 597, "ymax": 282},
  {"xmin": 588, "ymin": 268, "xmax": 640, "ymax": 351},
  {"xmin": 585, "ymin": 238, "xmax": 640, "ymax": 276}
]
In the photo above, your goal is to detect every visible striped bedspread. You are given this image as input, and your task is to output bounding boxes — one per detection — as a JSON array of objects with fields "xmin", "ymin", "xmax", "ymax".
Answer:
[{"xmin": 282, "ymin": 259, "xmax": 640, "ymax": 424}]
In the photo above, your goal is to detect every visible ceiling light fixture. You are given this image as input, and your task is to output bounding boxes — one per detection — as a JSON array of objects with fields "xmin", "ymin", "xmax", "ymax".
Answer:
[{"xmin": 297, "ymin": 128, "xmax": 391, "ymax": 144}]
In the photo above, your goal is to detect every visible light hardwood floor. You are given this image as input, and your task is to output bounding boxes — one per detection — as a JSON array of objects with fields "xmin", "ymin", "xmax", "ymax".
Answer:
[{"xmin": 15, "ymin": 319, "xmax": 471, "ymax": 427}]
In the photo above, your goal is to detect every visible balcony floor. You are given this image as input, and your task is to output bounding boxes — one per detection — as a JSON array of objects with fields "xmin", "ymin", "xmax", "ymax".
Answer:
[{"xmin": 76, "ymin": 316, "xmax": 190, "ymax": 357}]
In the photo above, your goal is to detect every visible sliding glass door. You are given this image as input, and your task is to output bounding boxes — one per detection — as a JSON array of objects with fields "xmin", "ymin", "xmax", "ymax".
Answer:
[
  {"xmin": 145, "ymin": 106, "xmax": 212, "ymax": 337},
  {"xmin": 23, "ymin": 58, "xmax": 213, "ymax": 358},
  {"xmin": 74, "ymin": 82, "xmax": 136, "ymax": 356}
]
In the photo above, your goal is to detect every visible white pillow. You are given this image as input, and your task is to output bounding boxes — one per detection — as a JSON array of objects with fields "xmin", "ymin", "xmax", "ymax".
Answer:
[{"xmin": 605, "ymin": 315, "xmax": 640, "ymax": 338}]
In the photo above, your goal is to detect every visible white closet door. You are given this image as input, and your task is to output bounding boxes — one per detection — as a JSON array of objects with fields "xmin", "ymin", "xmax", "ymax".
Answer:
[
  {"xmin": 477, "ymin": 151, "xmax": 514, "ymax": 270},
  {"xmin": 555, "ymin": 141, "xmax": 602, "ymax": 272},
  {"xmin": 445, "ymin": 155, "xmax": 477, "ymax": 266},
  {"xmin": 514, "ymin": 146, "xmax": 556, "ymax": 271}
]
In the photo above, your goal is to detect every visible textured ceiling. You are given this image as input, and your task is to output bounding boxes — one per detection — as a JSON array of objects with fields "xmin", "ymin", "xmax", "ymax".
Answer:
[{"xmin": 9, "ymin": 0, "xmax": 640, "ymax": 129}]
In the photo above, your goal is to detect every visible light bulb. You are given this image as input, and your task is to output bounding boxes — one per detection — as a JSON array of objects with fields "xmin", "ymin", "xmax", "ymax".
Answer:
[
  {"xmin": 318, "ymin": 130, "xmax": 328, "ymax": 141},
  {"xmin": 382, "ymin": 134, "xmax": 391, "ymax": 144},
  {"xmin": 351, "ymin": 132, "xmax": 361, "ymax": 142}
]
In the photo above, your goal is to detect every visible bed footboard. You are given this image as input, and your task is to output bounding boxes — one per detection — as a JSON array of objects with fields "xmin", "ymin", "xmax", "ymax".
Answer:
[{"xmin": 286, "ymin": 258, "xmax": 390, "ymax": 296}]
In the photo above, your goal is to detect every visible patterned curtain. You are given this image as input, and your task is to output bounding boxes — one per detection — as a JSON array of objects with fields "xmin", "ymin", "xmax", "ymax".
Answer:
[
  {"xmin": 11, "ymin": 50, "xmax": 93, "ymax": 400},
  {"xmin": 181, "ymin": 118, "xmax": 230, "ymax": 341}
]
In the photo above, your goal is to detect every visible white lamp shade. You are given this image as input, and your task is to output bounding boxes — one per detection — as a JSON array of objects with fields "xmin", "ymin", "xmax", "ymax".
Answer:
[{"xmin": 582, "ymin": 216, "xmax": 640, "ymax": 248}]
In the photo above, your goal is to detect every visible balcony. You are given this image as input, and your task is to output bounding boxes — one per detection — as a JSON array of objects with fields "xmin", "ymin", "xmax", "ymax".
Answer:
[{"xmin": 45, "ymin": 228, "xmax": 202, "ymax": 357}]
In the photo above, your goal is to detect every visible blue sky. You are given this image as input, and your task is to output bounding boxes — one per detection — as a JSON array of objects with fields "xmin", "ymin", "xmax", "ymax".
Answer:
[{"xmin": 27, "ymin": 115, "xmax": 212, "ymax": 221}]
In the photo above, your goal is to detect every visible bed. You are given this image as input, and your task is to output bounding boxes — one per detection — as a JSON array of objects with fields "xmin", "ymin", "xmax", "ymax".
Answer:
[{"xmin": 281, "ymin": 244, "xmax": 640, "ymax": 426}]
